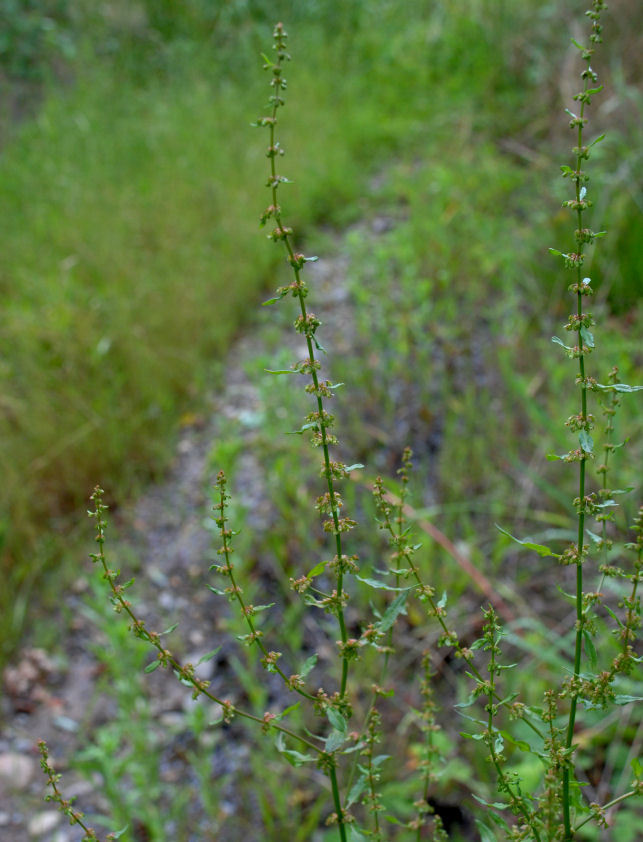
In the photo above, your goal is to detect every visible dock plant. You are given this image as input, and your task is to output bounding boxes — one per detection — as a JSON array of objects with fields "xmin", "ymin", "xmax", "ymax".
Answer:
[{"xmin": 40, "ymin": 5, "xmax": 641, "ymax": 841}]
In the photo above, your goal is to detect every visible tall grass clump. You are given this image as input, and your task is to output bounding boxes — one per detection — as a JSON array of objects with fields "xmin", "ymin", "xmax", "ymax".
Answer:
[{"xmin": 38, "ymin": 6, "xmax": 641, "ymax": 841}]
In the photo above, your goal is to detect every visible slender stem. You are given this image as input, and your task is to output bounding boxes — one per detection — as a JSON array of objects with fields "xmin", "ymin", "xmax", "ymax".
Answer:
[
  {"xmin": 265, "ymin": 35, "xmax": 350, "ymax": 699},
  {"xmin": 485, "ymin": 613, "xmax": 541, "ymax": 842},
  {"xmin": 216, "ymin": 479, "xmax": 317, "ymax": 702},
  {"xmin": 89, "ymin": 491, "xmax": 321, "ymax": 756},
  {"xmin": 375, "ymin": 493, "xmax": 545, "ymax": 740},
  {"xmin": 563, "ymin": 57, "xmax": 591, "ymax": 842},
  {"xmin": 573, "ymin": 790, "xmax": 637, "ymax": 832},
  {"xmin": 329, "ymin": 766, "xmax": 348, "ymax": 842}
]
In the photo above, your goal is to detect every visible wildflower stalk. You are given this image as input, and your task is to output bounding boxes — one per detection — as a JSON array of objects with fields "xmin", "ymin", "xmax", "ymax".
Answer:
[
  {"xmin": 255, "ymin": 26, "xmax": 351, "ymax": 841},
  {"xmin": 39, "ymin": 740, "xmax": 107, "ymax": 842},
  {"xmin": 87, "ymin": 488, "xmax": 321, "ymax": 756},
  {"xmin": 256, "ymin": 22, "xmax": 353, "ymax": 700},
  {"xmin": 211, "ymin": 470, "xmax": 317, "ymax": 701},
  {"xmin": 481, "ymin": 608, "xmax": 542, "ymax": 841},
  {"xmin": 410, "ymin": 653, "xmax": 446, "ymax": 842},
  {"xmin": 553, "ymin": 5, "xmax": 607, "ymax": 836},
  {"xmin": 596, "ymin": 366, "xmax": 621, "ymax": 590},
  {"xmin": 373, "ymin": 477, "xmax": 545, "ymax": 741}
]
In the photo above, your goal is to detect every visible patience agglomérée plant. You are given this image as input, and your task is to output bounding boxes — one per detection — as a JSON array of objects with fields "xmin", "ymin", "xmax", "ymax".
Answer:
[{"xmin": 40, "ymin": 5, "xmax": 641, "ymax": 841}]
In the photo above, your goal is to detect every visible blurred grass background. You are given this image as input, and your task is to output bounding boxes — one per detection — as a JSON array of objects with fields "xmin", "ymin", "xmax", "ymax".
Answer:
[{"xmin": 0, "ymin": 0, "xmax": 640, "ymax": 666}]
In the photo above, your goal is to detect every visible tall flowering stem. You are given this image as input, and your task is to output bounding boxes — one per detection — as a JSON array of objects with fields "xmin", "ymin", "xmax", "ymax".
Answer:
[
  {"xmin": 255, "ymin": 23, "xmax": 355, "ymax": 701},
  {"xmin": 551, "ymin": 3, "xmax": 607, "ymax": 837},
  {"xmin": 211, "ymin": 470, "xmax": 317, "ymax": 701}
]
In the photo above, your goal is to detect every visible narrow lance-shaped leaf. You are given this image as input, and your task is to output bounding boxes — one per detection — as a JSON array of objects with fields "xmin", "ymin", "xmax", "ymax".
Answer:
[{"xmin": 496, "ymin": 525, "xmax": 561, "ymax": 558}]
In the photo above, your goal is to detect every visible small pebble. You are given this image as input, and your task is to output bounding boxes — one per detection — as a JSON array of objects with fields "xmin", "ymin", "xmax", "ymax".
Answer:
[
  {"xmin": 28, "ymin": 810, "xmax": 61, "ymax": 836},
  {"xmin": 0, "ymin": 752, "xmax": 35, "ymax": 790}
]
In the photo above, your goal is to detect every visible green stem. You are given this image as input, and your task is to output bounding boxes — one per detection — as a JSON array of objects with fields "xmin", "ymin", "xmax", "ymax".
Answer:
[
  {"xmin": 377, "ymin": 503, "xmax": 545, "ymax": 740},
  {"xmin": 573, "ymin": 790, "xmax": 637, "ymax": 832},
  {"xmin": 486, "ymin": 616, "xmax": 541, "ymax": 842},
  {"xmin": 563, "ymin": 64, "xmax": 591, "ymax": 842},
  {"xmin": 217, "ymin": 485, "xmax": 317, "ymax": 702},
  {"xmin": 329, "ymin": 766, "xmax": 348, "ymax": 842},
  {"xmin": 266, "ymin": 53, "xmax": 350, "ymax": 700},
  {"xmin": 90, "ymin": 493, "xmax": 322, "ymax": 757}
]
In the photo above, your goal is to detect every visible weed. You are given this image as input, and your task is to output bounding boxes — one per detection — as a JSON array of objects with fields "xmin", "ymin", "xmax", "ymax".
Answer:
[{"xmin": 37, "ymin": 5, "xmax": 641, "ymax": 842}]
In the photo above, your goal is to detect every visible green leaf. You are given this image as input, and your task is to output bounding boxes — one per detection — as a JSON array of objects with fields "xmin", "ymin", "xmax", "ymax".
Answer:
[
  {"xmin": 356, "ymin": 575, "xmax": 414, "ymax": 592},
  {"xmin": 579, "ymin": 430, "xmax": 594, "ymax": 454},
  {"xmin": 307, "ymin": 560, "xmax": 327, "ymax": 578},
  {"xmin": 325, "ymin": 729, "xmax": 347, "ymax": 752},
  {"xmin": 613, "ymin": 695, "xmax": 643, "ymax": 705},
  {"xmin": 346, "ymin": 775, "xmax": 367, "ymax": 808},
  {"xmin": 583, "ymin": 631, "xmax": 597, "ymax": 670},
  {"xmin": 496, "ymin": 525, "xmax": 560, "ymax": 558},
  {"xmin": 579, "ymin": 326, "xmax": 594, "ymax": 348},
  {"xmin": 160, "ymin": 623, "xmax": 179, "ymax": 636},
  {"xmin": 111, "ymin": 827, "xmax": 129, "ymax": 840},
  {"xmin": 595, "ymin": 382, "xmax": 642, "ymax": 393},
  {"xmin": 345, "ymin": 463, "xmax": 364, "ymax": 472},
  {"xmin": 437, "ymin": 590, "xmax": 448, "ymax": 609},
  {"xmin": 265, "ymin": 368, "xmax": 298, "ymax": 375},
  {"xmin": 144, "ymin": 659, "xmax": 161, "ymax": 673},
  {"xmin": 549, "ymin": 247, "xmax": 564, "ymax": 256},
  {"xmin": 288, "ymin": 422, "xmax": 318, "ymax": 435},
  {"xmin": 472, "ymin": 795, "xmax": 509, "ymax": 810},
  {"xmin": 275, "ymin": 732, "xmax": 314, "ymax": 766},
  {"xmin": 281, "ymin": 748, "xmax": 315, "ymax": 766},
  {"xmin": 260, "ymin": 52, "xmax": 274, "ymax": 66},
  {"xmin": 276, "ymin": 702, "xmax": 300, "ymax": 720},
  {"xmin": 589, "ymin": 133, "xmax": 606, "ymax": 148},
  {"xmin": 262, "ymin": 290, "xmax": 288, "ymax": 306},
  {"xmin": 300, "ymin": 654, "xmax": 318, "ymax": 678},
  {"xmin": 552, "ymin": 335, "xmax": 573, "ymax": 351},
  {"xmin": 197, "ymin": 647, "xmax": 222, "ymax": 665},
  {"xmin": 327, "ymin": 708, "xmax": 347, "ymax": 733},
  {"xmin": 377, "ymin": 591, "xmax": 409, "ymax": 634},
  {"xmin": 208, "ymin": 586, "xmax": 227, "ymax": 596},
  {"xmin": 570, "ymin": 38, "xmax": 585, "ymax": 50},
  {"xmin": 347, "ymin": 826, "xmax": 368, "ymax": 842},
  {"xmin": 253, "ymin": 603, "xmax": 275, "ymax": 613}
]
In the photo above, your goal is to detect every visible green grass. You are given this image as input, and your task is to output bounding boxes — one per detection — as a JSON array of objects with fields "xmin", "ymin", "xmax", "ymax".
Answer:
[{"xmin": 0, "ymin": 0, "xmax": 639, "ymax": 673}]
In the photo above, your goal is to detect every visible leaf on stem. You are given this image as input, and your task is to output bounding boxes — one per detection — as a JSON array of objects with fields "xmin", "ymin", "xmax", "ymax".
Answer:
[
  {"xmin": 197, "ymin": 647, "xmax": 222, "ymax": 665},
  {"xmin": 356, "ymin": 575, "xmax": 414, "ymax": 591},
  {"xmin": 375, "ymin": 592, "xmax": 408, "ymax": 635},
  {"xmin": 275, "ymin": 732, "xmax": 314, "ymax": 766},
  {"xmin": 299, "ymin": 654, "xmax": 318, "ymax": 678},
  {"xmin": 496, "ymin": 526, "xmax": 561, "ymax": 558}
]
